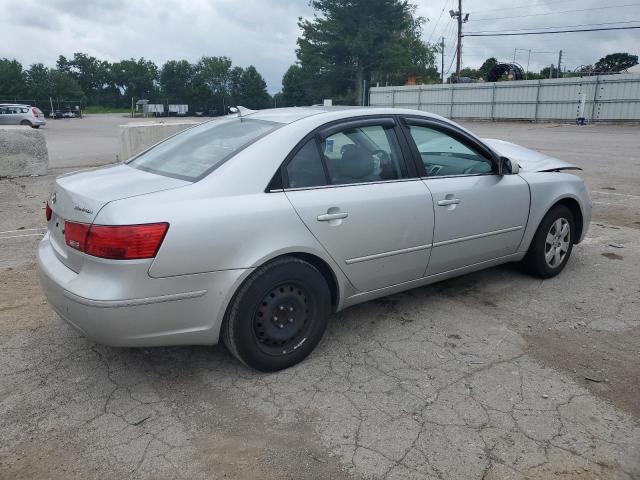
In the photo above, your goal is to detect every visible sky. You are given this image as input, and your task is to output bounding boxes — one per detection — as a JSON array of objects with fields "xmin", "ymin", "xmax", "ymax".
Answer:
[{"xmin": 0, "ymin": 0, "xmax": 638, "ymax": 92}]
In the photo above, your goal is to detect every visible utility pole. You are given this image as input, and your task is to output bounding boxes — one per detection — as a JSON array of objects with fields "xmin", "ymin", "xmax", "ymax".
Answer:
[
  {"xmin": 557, "ymin": 50, "xmax": 563, "ymax": 79},
  {"xmin": 449, "ymin": 1, "xmax": 469, "ymax": 79},
  {"xmin": 441, "ymin": 37, "xmax": 445, "ymax": 84},
  {"xmin": 455, "ymin": 0, "xmax": 462, "ymax": 77}
]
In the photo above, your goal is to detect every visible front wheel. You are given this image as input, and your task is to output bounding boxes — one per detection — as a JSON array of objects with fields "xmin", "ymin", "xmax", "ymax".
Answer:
[
  {"xmin": 522, "ymin": 204, "xmax": 575, "ymax": 278},
  {"xmin": 222, "ymin": 257, "xmax": 331, "ymax": 371}
]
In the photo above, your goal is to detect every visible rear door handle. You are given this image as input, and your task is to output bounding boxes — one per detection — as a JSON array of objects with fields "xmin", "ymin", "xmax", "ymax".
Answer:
[
  {"xmin": 317, "ymin": 212, "xmax": 349, "ymax": 221},
  {"xmin": 437, "ymin": 198, "xmax": 461, "ymax": 206}
]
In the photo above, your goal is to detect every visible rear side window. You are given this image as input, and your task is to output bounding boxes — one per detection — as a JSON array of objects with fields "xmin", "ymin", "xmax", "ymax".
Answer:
[
  {"xmin": 128, "ymin": 118, "xmax": 279, "ymax": 181},
  {"xmin": 322, "ymin": 125, "xmax": 407, "ymax": 185},
  {"xmin": 286, "ymin": 140, "xmax": 326, "ymax": 188}
]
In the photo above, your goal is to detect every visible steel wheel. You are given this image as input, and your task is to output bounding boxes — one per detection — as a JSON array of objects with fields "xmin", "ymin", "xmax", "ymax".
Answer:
[
  {"xmin": 222, "ymin": 257, "xmax": 330, "ymax": 371},
  {"xmin": 253, "ymin": 282, "xmax": 313, "ymax": 356},
  {"xmin": 544, "ymin": 217, "xmax": 571, "ymax": 268}
]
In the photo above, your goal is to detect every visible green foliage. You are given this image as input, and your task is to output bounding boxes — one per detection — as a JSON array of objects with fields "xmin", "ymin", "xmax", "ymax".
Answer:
[
  {"xmin": 1, "ymin": 52, "xmax": 272, "ymax": 113},
  {"xmin": 25, "ymin": 63, "xmax": 50, "ymax": 100},
  {"xmin": 48, "ymin": 69, "xmax": 85, "ymax": 99},
  {"xmin": 594, "ymin": 53, "xmax": 638, "ymax": 74},
  {"xmin": 234, "ymin": 66, "xmax": 271, "ymax": 109},
  {"xmin": 0, "ymin": 58, "xmax": 26, "ymax": 98},
  {"xmin": 457, "ymin": 58, "xmax": 498, "ymax": 80},
  {"xmin": 160, "ymin": 60, "xmax": 195, "ymax": 103},
  {"xmin": 280, "ymin": 64, "xmax": 318, "ymax": 106},
  {"xmin": 479, "ymin": 58, "xmax": 498, "ymax": 79},
  {"xmin": 111, "ymin": 58, "xmax": 159, "ymax": 100},
  {"xmin": 83, "ymin": 106, "xmax": 131, "ymax": 114},
  {"xmin": 57, "ymin": 53, "xmax": 110, "ymax": 104},
  {"xmin": 285, "ymin": 0, "xmax": 437, "ymax": 105}
]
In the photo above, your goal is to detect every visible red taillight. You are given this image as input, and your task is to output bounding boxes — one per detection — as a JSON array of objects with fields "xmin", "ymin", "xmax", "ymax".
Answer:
[
  {"xmin": 64, "ymin": 221, "xmax": 168, "ymax": 260},
  {"xmin": 31, "ymin": 107, "xmax": 38, "ymax": 117},
  {"xmin": 65, "ymin": 221, "xmax": 90, "ymax": 251},
  {"xmin": 45, "ymin": 202, "xmax": 52, "ymax": 222}
]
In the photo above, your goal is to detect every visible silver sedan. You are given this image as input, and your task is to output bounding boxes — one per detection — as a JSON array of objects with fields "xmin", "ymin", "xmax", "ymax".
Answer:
[{"xmin": 38, "ymin": 107, "xmax": 592, "ymax": 371}]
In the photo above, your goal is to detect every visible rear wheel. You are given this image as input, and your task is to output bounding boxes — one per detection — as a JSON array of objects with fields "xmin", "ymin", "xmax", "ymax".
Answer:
[
  {"xmin": 522, "ymin": 205, "xmax": 574, "ymax": 278},
  {"xmin": 20, "ymin": 120, "xmax": 32, "ymax": 127},
  {"xmin": 222, "ymin": 257, "xmax": 331, "ymax": 371}
]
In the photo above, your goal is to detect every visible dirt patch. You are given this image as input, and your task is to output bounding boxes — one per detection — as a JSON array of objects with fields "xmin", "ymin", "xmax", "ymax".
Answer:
[{"xmin": 523, "ymin": 327, "xmax": 640, "ymax": 417}]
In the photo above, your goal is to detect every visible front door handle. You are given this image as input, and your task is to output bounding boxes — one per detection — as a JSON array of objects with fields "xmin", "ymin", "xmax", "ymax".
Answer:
[
  {"xmin": 437, "ymin": 198, "xmax": 461, "ymax": 206},
  {"xmin": 317, "ymin": 212, "xmax": 349, "ymax": 221}
]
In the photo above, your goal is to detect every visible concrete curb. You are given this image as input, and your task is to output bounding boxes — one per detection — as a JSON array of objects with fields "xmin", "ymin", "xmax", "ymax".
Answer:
[{"xmin": 119, "ymin": 121, "xmax": 201, "ymax": 161}]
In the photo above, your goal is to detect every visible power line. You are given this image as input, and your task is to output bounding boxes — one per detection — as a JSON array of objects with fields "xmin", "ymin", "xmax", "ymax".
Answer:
[
  {"xmin": 444, "ymin": 36, "xmax": 458, "ymax": 74},
  {"xmin": 469, "ymin": 0, "xmax": 594, "ymax": 14},
  {"xmin": 463, "ymin": 25, "xmax": 640, "ymax": 37},
  {"xmin": 466, "ymin": 20, "xmax": 640, "ymax": 34},
  {"xmin": 470, "ymin": 3, "xmax": 640, "ymax": 22},
  {"xmin": 426, "ymin": 0, "xmax": 450, "ymax": 44}
]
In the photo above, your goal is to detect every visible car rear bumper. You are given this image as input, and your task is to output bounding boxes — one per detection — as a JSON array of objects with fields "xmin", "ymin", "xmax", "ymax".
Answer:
[{"xmin": 37, "ymin": 233, "xmax": 249, "ymax": 347}]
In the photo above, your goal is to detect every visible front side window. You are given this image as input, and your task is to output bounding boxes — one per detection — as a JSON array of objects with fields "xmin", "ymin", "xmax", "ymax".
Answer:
[
  {"xmin": 128, "ymin": 118, "xmax": 279, "ymax": 181},
  {"xmin": 407, "ymin": 125, "xmax": 494, "ymax": 177},
  {"xmin": 321, "ymin": 124, "xmax": 407, "ymax": 185}
]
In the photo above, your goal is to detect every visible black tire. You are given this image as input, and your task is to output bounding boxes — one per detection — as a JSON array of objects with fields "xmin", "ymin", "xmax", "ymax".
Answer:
[
  {"xmin": 20, "ymin": 120, "xmax": 32, "ymax": 127},
  {"xmin": 32, "ymin": 125, "xmax": 40, "ymax": 129},
  {"xmin": 522, "ymin": 204, "xmax": 575, "ymax": 278},
  {"xmin": 222, "ymin": 257, "xmax": 331, "ymax": 372}
]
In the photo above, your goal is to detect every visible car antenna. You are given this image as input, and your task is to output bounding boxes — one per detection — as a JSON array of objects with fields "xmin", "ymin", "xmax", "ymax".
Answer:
[{"xmin": 229, "ymin": 106, "xmax": 257, "ymax": 121}]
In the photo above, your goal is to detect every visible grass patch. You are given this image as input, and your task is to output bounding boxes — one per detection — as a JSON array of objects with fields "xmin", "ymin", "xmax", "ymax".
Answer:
[{"xmin": 83, "ymin": 106, "xmax": 131, "ymax": 114}]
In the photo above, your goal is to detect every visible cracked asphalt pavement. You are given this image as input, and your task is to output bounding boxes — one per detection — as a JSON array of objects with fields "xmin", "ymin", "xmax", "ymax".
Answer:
[{"xmin": 1, "ymin": 117, "xmax": 639, "ymax": 479}]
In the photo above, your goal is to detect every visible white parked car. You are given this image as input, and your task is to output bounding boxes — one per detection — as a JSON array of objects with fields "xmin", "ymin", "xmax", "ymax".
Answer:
[{"xmin": 38, "ymin": 107, "xmax": 592, "ymax": 371}]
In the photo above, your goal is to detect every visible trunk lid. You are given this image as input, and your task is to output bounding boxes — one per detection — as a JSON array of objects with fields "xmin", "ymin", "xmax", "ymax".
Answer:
[
  {"xmin": 483, "ymin": 138, "xmax": 581, "ymax": 172},
  {"xmin": 47, "ymin": 164, "xmax": 189, "ymax": 272}
]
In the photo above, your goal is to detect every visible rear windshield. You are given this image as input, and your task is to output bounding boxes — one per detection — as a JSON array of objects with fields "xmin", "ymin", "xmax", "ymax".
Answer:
[{"xmin": 127, "ymin": 117, "xmax": 279, "ymax": 181}]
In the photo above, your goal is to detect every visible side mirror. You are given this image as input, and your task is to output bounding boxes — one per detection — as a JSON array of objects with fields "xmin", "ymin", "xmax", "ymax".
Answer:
[{"xmin": 499, "ymin": 156, "xmax": 519, "ymax": 175}]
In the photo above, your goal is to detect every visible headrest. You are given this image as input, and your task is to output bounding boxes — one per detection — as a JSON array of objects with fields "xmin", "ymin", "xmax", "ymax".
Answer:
[{"xmin": 336, "ymin": 144, "xmax": 374, "ymax": 180}]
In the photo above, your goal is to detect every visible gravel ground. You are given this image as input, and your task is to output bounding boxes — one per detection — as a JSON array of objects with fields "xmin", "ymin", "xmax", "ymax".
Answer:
[{"xmin": 1, "ymin": 116, "xmax": 638, "ymax": 479}]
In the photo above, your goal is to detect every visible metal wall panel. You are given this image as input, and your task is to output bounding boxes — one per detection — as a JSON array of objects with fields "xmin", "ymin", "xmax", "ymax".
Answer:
[{"xmin": 369, "ymin": 74, "xmax": 640, "ymax": 122}]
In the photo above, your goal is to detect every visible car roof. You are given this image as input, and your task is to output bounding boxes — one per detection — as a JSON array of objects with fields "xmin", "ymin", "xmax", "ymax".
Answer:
[
  {"xmin": 246, "ymin": 106, "xmax": 446, "ymax": 125},
  {"xmin": 0, "ymin": 103, "xmax": 30, "ymax": 107}
]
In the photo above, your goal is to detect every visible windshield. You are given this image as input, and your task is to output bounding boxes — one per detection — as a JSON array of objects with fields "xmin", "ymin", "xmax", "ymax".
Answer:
[{"xmin": 127, "ymin": 117, "xmax": 279, "ymax": 181}]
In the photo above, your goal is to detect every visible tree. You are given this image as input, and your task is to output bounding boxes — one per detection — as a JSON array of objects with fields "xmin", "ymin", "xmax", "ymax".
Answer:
[
  {"xmin": 478, "ymin": 57, "xmax": 497, "ymax": 79},
  {"xmin": 235, "ymin": 66, "xmax": 271, "ymax": 109},
  {"xmin": 25, "ymin": 63, "xmax": 51, "ymax": 101},
  {"xmin": 280, "ymin": 64, "xmax": 317, "ymax": 106},
  {"xmin": 112, "ymin": 58, "xmax": 159, "ymax": 101},
  {"xmin": 594, "ymin": 53, "xmax": 638, "ymax": 73},
  {"xmin": 455, "ymin": 57, "xmax": 497, "ymax": 81},
  {"xmin": 296, "ymin": 0, "xmax": 436, "ymax": 104},
  {"xmin": 227, "ymin": 66, "xmax": 245, "ymax": 106},
  {"xmin": 48, "ymin": 69, "xmax": 84, "ymax": 100},
  {"xmin": 193, "ymin": 56, "xmax": 232, "ymax": 111},
  {"xmin": 57, "ymin": 53, "xmax": 110, "ymax": 104},
  {"xmin": 160, "ymin": 60, "xmax": 194, "ymax": 102},
  {"xmin": 0, "ymin": 58, "xmax": 26, "ymax": 98}
]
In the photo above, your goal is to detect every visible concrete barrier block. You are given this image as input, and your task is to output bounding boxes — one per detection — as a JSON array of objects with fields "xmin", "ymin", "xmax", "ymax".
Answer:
[
  {"xmin": 119, "ymin": 121, "xmax": 200, "ymax": 161},
  {"xmin": 0, "ymin": 126, "xmax": 49, "ymax": 177}
]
